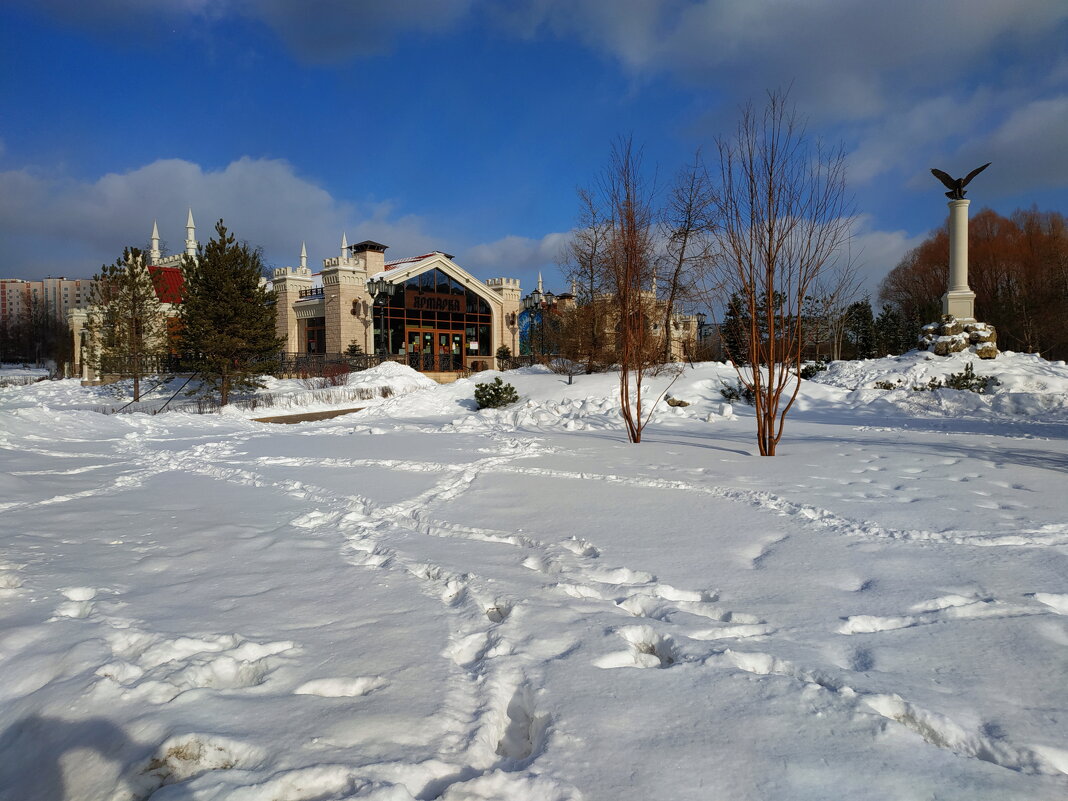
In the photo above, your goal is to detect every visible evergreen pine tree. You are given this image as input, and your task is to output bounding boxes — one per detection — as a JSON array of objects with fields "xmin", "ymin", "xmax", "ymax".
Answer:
[
  {"xmin": 85, "ymin": 247, "xmax": 168, "ymax": 400},
  {"xmin": 898, "ymin": 306, "xmax": 922, "ymax": 354},
  {"xmin": 845, "ymin": 298, "xmax": 876, "ymax": 359},
  {"xmin": 179, "ymin": 221, "xmax": 283, "ymax": 405},
  {"xmin": 720, "ymin": 293, "xmax": 750, "ymax": 364},
  {"xmin": 874, "ymin": 304, "xmax": 921, "ymax": 356}
]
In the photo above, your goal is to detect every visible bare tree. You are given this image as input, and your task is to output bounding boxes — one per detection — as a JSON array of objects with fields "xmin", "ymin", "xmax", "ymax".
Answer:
[
  {"xmin": 806, "ymin": 260, "xmax": 861, "ymax": 361},
  {"xmin": 599, "ymin": 138, "xmax": 670, "ymax": 443},
  {"xmin": 561, "ymin": 187, "xmax": 612, "ymax": 373},
  {"xmin": 659, "ymin": 151, "xmax": 713, "ymax": 361},
  {"xmin": 709, "ymin": 91, "xmax": 853, "ymax": 455}
]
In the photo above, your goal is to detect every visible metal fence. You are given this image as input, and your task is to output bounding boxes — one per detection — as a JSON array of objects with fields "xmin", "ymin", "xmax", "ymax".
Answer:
[
  {"xmin": 93, "ymin": 352, "xmax": 392, "ymax": 378},
  {"xmin": 88, "ymin": 351, "xmax": 550, "ymax": 378},
  {"xmin": 95, "ymin": 354, "xmax": 195, "ymax": 376},
  {"xmin": 274, "ymin": 352, "xmax": 392, "ymax": 375},
  {"xmin": 496, "ymin": 354, "xmax": 538, "ymax": 371}
]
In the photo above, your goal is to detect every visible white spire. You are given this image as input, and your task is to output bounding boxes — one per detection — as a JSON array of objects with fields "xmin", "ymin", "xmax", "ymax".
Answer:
[
  {"xmin": 341, "ymin": 232, "xmax": 348, "ymax": 256},
  {"xmin": 300, "ymin": 241, "xmax": 307, "ymax": 270},
  {"xmin": 537, "ymin": 272, "xmax": 544, "ymax": 293},
  {"xmin": 149, "ymin": 220, "xmax": 161, "ymax": 263},
  {"xmin": 185, "ymin": 208, "xmax": 197, "ymax": 257}
]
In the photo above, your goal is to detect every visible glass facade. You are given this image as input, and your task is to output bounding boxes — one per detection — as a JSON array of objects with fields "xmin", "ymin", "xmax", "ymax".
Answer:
[{"xmin": 373, "ymin": 268, "xmax": 493, "ymax": 370}]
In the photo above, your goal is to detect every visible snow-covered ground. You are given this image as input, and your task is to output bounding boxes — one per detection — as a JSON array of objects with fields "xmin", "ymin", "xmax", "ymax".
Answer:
[{"xmin": 1, "ymin": 353, "xmax": 1067, "ymax": 800}]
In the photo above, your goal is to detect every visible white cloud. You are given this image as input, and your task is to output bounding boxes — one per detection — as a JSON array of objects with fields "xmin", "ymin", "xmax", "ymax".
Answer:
[
  {"xmin": 847, "ymin": 92, "xmax": 995, "ymax": 186},
  {"xmin": 34, "ymin": 1, "xmax": 1067, "ymax": 93},
  {"xmin": 461, "ymin": 231, "xmax": 571, "ymax": 291},
  {"xmin": 501, "ymin": 1, "xmax": 1068, "ymax": 198},
  {"xmin": 0, "ymin": 157, "xmax": 444, "ymax": 280},
  {"xmin": 848, "ymin": 215, "xmax": 927, "ymax": 301},
  {"xmin": 962, "ymin": 96, "xmax": 1068, "ymax": 195},
  {"xmin": 460, "ymin": 218, "xmax": 923, "ymax": 308},
  {"xmin": 507, "ymin": 1, "xmax": 1068, "ymax": 121}
]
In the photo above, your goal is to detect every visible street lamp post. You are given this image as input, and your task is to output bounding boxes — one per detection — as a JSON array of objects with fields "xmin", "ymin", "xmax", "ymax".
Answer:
[
  {"xmin": 694, "ymin": 312, "xmax": 713, "ymax": 361},
  {"xmin": 522, "ymin": 288, "xmax": 559, "ymax": 361},
  {"xmin": 695, "ymin": 312, "xmax": 708, "ymax": 337},
  {"xmin": 366, "ymin": 278, "xmax": 397, "ymax": 359},
  {"xmin": 521, "ymin": 289, "xmax": 542, "ymax": 360}
]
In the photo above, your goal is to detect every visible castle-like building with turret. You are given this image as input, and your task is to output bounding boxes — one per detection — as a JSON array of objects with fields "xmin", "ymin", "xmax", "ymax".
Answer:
[{"xmin": 271, "ymin": 234, "xmax": 523, "ymax": 373}]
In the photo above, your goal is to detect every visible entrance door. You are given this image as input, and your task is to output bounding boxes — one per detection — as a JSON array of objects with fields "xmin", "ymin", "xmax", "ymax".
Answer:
[
  {"xmin": 407, "ymin": 329, "xmax": 463, "ymax": 372},
  {"xmin": 451, "ymin": 333, "xmax": 464, "ymax": 370},
  {"xmin": 407, "ymin": 329, "xmax": 435, "ymax": 371},
  {"xmin": 438, "ymin": 332, "xmax": 463, "ymax": 371}
]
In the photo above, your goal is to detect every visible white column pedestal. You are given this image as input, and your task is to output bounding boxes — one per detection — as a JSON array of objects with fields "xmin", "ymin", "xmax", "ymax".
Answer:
[
  {"xmin": 942, "ymin": 288, "xmax": 976, "ymax": 322},
  {"xmin": 942, "ymin": 199, "xmax": 974, "ymax": 321}
]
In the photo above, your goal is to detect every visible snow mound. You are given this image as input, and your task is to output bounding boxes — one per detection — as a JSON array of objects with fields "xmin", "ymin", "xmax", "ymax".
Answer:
[
  {"xmin": 811, "ymin": 350, "xmax": 1068, "ymax": 422},
  {"xmin": 347, "ymin": 360, "xmax": 438, "ymax": 391}
]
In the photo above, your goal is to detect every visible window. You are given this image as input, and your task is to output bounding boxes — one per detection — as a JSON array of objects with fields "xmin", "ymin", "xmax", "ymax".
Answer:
[
  {"xmin": 305, "ymin": 316, "xmax": 326, "ymax": 354},
  {"xmin": 373, "ymin": 268, "xmax": 493, "ymax": 358}
]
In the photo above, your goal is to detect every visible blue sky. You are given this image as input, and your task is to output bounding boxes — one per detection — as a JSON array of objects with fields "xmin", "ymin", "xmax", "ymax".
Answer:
[{"xmin": 2, "ymin": 1, "xmax": 1066, "ymax": 302}]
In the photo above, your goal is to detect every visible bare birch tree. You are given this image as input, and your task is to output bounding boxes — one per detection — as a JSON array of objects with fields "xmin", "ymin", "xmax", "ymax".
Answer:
[
  {"xmin": 659, "ymin": 151, "xmax": 713, "ymax": 361},
  {"xmin": 710, "ymin": 91, "xmax": 853, "ymax": 455}
]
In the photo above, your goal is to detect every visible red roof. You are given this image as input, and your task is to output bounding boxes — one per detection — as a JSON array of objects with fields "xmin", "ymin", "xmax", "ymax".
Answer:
[
  {"xmin": 149, "ymin": 266, "xmax": 184, "ymax": 304},
  {"xmin": 384, "ymin": 253, "xmax": 436, "ymax": 271}
]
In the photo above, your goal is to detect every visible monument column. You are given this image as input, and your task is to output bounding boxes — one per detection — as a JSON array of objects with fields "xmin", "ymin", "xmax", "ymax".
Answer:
[{"xmin": 942, "ymin": 198, "xmax": 975, "ymax": 321}]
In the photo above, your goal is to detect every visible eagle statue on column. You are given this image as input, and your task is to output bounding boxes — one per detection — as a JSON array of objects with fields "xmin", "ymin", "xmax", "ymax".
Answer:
[{"xmin": 930, "ymin": 163, "xmax": 991, "ymax": 199}]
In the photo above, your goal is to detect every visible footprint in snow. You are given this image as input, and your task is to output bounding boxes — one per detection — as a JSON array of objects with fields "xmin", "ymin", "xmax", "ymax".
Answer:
[
  {"xmin": 593, "ymin": 626, "xmax": 678, "ymax": 669},
  {"xmin": 294, "ymin": 676, "xmax": 388, "ymax": 698}
]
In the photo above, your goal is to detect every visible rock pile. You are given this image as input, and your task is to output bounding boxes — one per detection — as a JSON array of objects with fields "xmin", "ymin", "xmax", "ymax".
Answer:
[{"xmin": 918, "ymin": 314, "xmax": 998, "ymax": 359}]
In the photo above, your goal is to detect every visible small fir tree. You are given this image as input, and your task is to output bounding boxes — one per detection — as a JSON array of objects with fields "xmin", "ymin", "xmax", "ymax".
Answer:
[
  {"xmin": 179, "ymin": 221, "xmax": 284, "ymax": 405},
  {"xmin": 85, "ymin": 247, "xmax": 168, "ymax": 400},
  {"xmin": 474, "ymin": 377, "xmax": 519, "ymax": 409}
]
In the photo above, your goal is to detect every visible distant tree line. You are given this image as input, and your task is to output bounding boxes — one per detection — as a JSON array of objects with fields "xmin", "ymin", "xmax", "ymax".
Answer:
[
  {"xmin": 719, "ymin": 293, "xmax": 920, "ymax": 363},
  {"xmin": 0, "ymin": 298, "xmax": 71, "ymax": 367}
]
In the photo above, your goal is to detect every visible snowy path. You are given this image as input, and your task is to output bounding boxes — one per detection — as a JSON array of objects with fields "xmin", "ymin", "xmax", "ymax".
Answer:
[{"xmin": 2, "ymin": 368, "xmax": 1068, "ymax": 799}]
